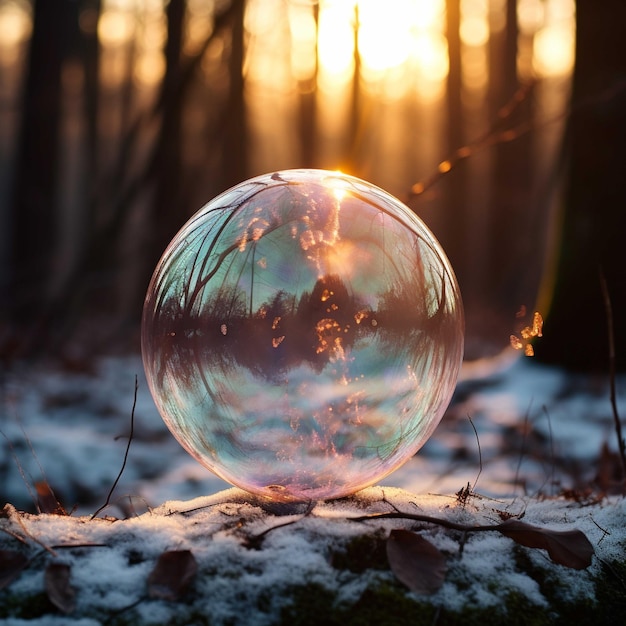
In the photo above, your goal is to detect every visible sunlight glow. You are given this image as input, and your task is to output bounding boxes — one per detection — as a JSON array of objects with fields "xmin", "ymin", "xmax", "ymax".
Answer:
[
  {"xmin": 533, "ymin": 23, "xmax": 575, "ymax": 77},
  {"xmin": 134, "ymin": 11, "xmax": 167, "ymax": 85},
  {"xmin": 317, "ymin": 0, "xmax": 355, "ymax": 86},
  {"xmin": 316, "ymin": 0, "xmax": 447, "ymax": 94},
  {"xmin": 460, "ymin": 16, "xmax": 489, "ymax": 47},
  {"xmin": 288, "ymin": 3, "xmax": 318, "ymax": 84},
  {"xmin": 413, "ymin": 0, "xmax": 446, "ymax": 30},
  {"xmin": 140, "ymin": 13, "xmax": 167, "ymax": 50},
  {"xmin": 459, "ymin": 0, "xmax": 489, "ymax": 92},
  {"xmin": 0, "ymin": 1, "xmax": 31, "ymax": 49},
  {"xmin": 532, "ymin": 0, "xmax": 575, "ymax": 78},
  {"xmin": 98, "ymin": 9, "xmax": 135, "ymax": 47},
  {"xmin": 517, "ymin": 0, "xmax": 544, "ymax": 34},
  {"xmin": 545, "ymin": 0, "xmax": 575, "ymax": 24},
  {"xmin": 245, "ymin": 0, "xmax": 293, "ymax": 91},
  {"xmin": 135, "ymin": 51, "xmax": 166, "ymax": 86},
  {"xmin": 462, "ymin": 46, "xmax": 488, "ymax": 90},
  {"xmin": 413, "ymin": 33, "xmax": 449, "ymax": 82},
  {"xmin": 0, "ymin": 3, "xmax": 29, "ymax": 45},
  {"xmin": 324, "ymin": 171, "xmax": 351, "ymax": 201},
  {"xmin": 358, "ymin": 0, "xmax": 413, "ymax": 71}
]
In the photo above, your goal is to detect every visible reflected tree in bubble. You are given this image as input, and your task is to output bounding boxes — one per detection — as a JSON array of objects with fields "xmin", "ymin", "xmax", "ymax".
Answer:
[{"xmin": 142, "ymin": 169, "xmax": 464, "ymax": 501}]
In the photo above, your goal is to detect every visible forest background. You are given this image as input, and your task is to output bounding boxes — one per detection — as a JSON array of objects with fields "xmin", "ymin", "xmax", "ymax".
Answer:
[{"xmin": 0, "ymin": 0, "xmax": 625, "ymax": 372}]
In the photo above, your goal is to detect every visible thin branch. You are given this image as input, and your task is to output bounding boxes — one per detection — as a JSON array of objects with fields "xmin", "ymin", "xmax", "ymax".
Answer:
[
  {"xmin": 598, "ymin": 269, "xmax": 626, "ymax": 482},
  {"xmin": 513, "ymin": 400, "xmax": 533, "ymax": 495},
  {"xmin": 0, "ymin": 525, "xmax": 30, "ymax": 546},
  {"xmin": 467, "ymin": 414, "xmax": 482, "ymax": 493},
  {"xmin": 51, "ymin": 542, "xmax": 110, "ymax": 550},
  {"xmin": 346, "ymin": 510, "xmax": 502, "ymax": 533},
  {"xmin": 91, "ymin": 376, "xmax": 138, "ymax": 520},
  {"xmin": 7, "ymin": 505, "xmax": 58, "ymax": 557},
  {"xmin": 242, "ymin": 501, "xmax": 315, "ymax": 549},
  {"xmin": 409, "ymin": 82, "xmax": 536, "ymax": 198},
  {"xmin": 542, "ymin": 405, "xmax": 556, "ymax": 497},
  {"xmin": 408, "ymin": 78, "xmax": 626, "ymax": 201}
]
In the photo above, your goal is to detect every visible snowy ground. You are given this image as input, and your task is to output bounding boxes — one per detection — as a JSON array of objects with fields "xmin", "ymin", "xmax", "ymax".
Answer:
[
  {"xmin": 1, "ymin": 486, "xmax": 624, "ymax": 625},
  {"xmin": 1, "ymin": 352, "xmax": 625, "ymax": 624},
  {"xmin": 1, "ymin": 352, "xmax": 623, "ymax": 514}
]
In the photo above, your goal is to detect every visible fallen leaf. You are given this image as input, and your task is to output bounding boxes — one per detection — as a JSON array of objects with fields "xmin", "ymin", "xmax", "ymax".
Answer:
[
  {"xmin": 36, "ymin": 481, "xmax": 67, "ymax": 515},
  {"xmin": 497, "ymin": 519, "xmax": 594, "ymax": 569},
  {"xmin": 386, "ymin": 529, "xmax": 446, "ymax": 595},
  {"xmin": 45, "ymin": 562, "xmax": 75, "ymax": 613},
  {"xmin": 148, "ymin": 550, "xmax": 198, "ymax": 601},
  {"xmin": 0, "ymin": 550, "xmax": 29, "ymax": 590}
]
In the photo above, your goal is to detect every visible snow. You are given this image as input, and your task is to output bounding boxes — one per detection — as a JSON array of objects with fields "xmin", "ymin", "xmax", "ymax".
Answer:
[
  {"xmin": 2, "ymin": 487, "xmax": 625, "ymax": 624},
  {"xmin": 1, "ymin": 352, "xmax": 626, "ymax": 623}
]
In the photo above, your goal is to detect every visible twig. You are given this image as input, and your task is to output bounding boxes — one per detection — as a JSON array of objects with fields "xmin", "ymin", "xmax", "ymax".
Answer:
[
  {"xmin": 347, "ymin": 510, "xmax": 502, "ymax": 533},
  {"xmin": 0, "ymin": 525, "xmax": 30, "ymax": 546},
  {"xmin": 589, "ymin": 515, "xmax": 610, "ymax": 545},
  {"xmin": 51, "ymin": 542, "xmax": 110, "ymax": 550},
  {"xmin": 543, "ymin": 405, "xmax": 556, "ymax": 497},
  {"xmin": 7, "ymin": 505, "xmax": 58, "ymax": 557},
  {"xmin": 531, "ymin": 405, "xmax": 556, "ymax": 498},
  {"xmin": 599, "ymin": 269, "xmax": 626, "ymax": 483},
  {"xmin": 408, "ymin": 78, "xmax": 626, "ymax": 200},
  {"xmin": 467, "ymin": 414, "xmax": 482, "ymax": 493},
  {"xmin": 18, "ymin": 422, "xmax": 61, "ymax": 514},
  {"xmin": 91, "ymin": 376, "xmax": 138, "ymax": 520},
  {"xmin": 409, "ymin": 82, "xmax": 536, "ymax": 197},
  {"xmin": 242, "ymin": 501, "xmax": 315, "ymax": 549},
  {"xmin": 513, "ymin": 400, "xmax": 533, "ymax": 495}
]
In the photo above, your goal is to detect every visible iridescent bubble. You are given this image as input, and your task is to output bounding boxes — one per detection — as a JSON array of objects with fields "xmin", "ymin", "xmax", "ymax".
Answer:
[{"xmin": 142, "ymin": 169, "xmax": 464, "ymax": 502}]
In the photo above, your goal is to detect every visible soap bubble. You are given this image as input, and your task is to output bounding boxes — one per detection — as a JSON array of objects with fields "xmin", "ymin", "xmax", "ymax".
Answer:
[{"xmin": 142, "ymin": 170, "xmax": 464, "ymax": 502}]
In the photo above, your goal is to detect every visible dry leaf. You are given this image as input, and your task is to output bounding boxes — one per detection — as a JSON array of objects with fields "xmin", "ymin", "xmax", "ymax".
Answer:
[
  {"xmin": 148, "ymin": 550, "xmax": 198, "ymax": 601},
  {"xmin": 497, "ymin": 519, "xmax": 594, "ymax": 570},
  {"xmin": 45, "ymin": 562, "xmax": 75, "ymax": 613},
  {"xmin": 36, "ymin": 481, "xmax": 67, "ymax": 515},
  {"xmin": 386, "ymin": 529, "xmax": 446, "ymax": 595},
  {"xmin": 0, "ymin": 550, "xmax": 29, "ymax": 590}
]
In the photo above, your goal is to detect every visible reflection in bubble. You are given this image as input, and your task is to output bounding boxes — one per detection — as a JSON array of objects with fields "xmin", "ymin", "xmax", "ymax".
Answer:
[{"xmin": 142, "ymin": 169, "xmax": 464, "ymax": 502}]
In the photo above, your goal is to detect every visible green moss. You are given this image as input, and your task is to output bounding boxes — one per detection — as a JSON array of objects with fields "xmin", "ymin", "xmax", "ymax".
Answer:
[
  {"xmin": 278, "ymin": 581, "xmax": 436, "ymax": 626},
  {"xmin": 330, "ymin": 530, "xmax": 389, "ymax": 573},
  {"xmin": 2, "ymin": 538, "xmax": 625, "ymax": 625},
  {"xmin": 438, "ymin": 593, "xmax": 552, "ymax": 626},
  {"xmin": 350, "ymin": 583, "xmax": 438, "ymax": 625},
  {"xmin": 510, "ymin": 546, "xmax": 600, "ymax": 624},
  {"xmin": 590, "ymin": 557, "xmax": 626, "ymax": 624},
  {"xmin": 276, "ymin": 552, "xmax": 626, "ymax": 626}
]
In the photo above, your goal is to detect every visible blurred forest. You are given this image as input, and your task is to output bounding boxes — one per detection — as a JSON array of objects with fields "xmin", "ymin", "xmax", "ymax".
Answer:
[{"xmin": 0, "ymin": 0, "xmax": 625, "ymax": 370}]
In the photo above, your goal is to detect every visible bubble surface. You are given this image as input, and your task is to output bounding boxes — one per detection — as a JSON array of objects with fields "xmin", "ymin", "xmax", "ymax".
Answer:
[{"xmin": 142, "ymin": 170, "xmax": 464, "ymax": 501}]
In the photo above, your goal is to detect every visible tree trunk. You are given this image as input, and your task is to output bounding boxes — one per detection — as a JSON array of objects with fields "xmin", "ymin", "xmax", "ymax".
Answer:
[
  {"xmin": 536, "ymin": 0, "xmax": 626, "ymax": 371},
  {"xmin": 444, "ymin": 0, "xmax": 466, "ymax": 277},
  {"xmin": 152, "ymin": 0, "xmax": 187, "ymax": 259},
  {"xmin": 7, "ymin": 0, "xmax": 75, "ymax": 322},
  {"xmin": 299, "ymin": 3, "xmax": 318, "ymax": 168},
  {"xmin": 219, "ymin": 0, "xmax": 248, "ymax": 190},
  {"xmin": 486, "ymin": 0, "xmax": 532, "ymax": 321}
]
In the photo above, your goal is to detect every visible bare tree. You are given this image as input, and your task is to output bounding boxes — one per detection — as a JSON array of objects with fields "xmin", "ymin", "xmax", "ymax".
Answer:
[
  {"xmin": 219, "ymin": 0, "xmax": 248, "ymax": 190},
  {"xmin": 151, "ymin": 0, "xmax": 187, "ymax": 261},
  {"xmin": 538, "ymin": 0, "xmax": 626, "ymax": 370},
  {"xmin": 7, "ymin": 0, "xmax": 78, "ymax": 323}
]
